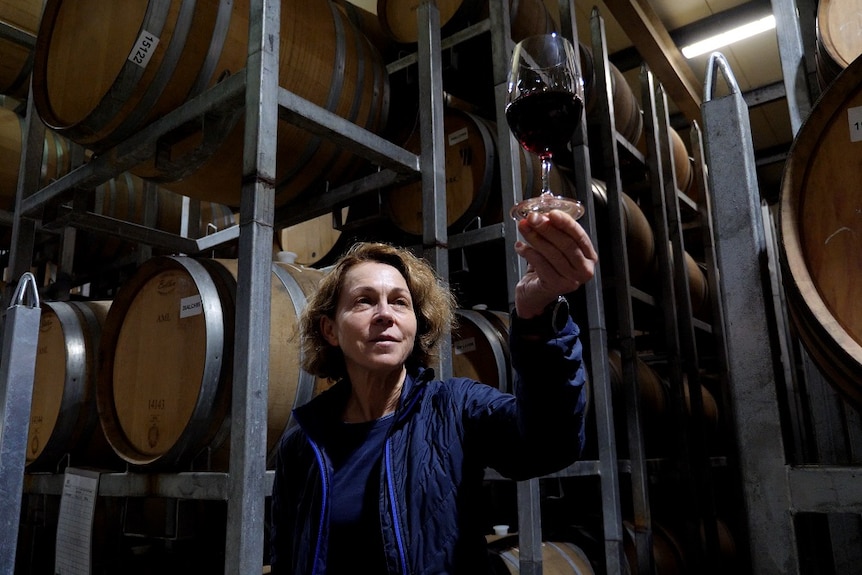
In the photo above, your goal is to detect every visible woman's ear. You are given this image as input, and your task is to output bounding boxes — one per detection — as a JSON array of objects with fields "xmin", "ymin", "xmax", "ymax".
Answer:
[{"xmin": 320, "ymin": 315, "xmax": 338, "ymax": 347}]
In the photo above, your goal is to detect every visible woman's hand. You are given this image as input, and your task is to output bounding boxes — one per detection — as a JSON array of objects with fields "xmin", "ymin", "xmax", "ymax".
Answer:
[{"xmin": 514, "ymin": 210, "xmax": 598, "ymax": 319}]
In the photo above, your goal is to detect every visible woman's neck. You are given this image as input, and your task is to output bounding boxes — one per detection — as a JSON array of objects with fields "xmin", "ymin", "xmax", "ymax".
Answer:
[{"xmin": 342, "ymin": 367, "xmax": 406, "ymax": 423}]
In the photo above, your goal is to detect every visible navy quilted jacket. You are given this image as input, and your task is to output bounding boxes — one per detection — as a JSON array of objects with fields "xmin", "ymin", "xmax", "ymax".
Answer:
[{"xmin": 270, "ymin": 314, "xmax": 587, "ymax": 575}]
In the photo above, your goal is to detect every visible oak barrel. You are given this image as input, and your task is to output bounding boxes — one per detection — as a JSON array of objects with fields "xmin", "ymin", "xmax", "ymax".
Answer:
[
  {"xmin": 28, "ymin": 300, "xmax": 120, "ymax": 470},
  {"xmin": 683, "ymin": 250, "xmax": 709, "ymax": 319},
  {"xmin": 606, "ymin": 349, "xmax": 718, "ymax": 455},
  {"xmin": 384, "ymin": 108, "xmax": 498, "ymax": 235},
  {"xmin": 815, "ymin": 0, "xmax": 862, "ymax": 89},
  {"xmin": 452, "ymin": 308, "xmax": 511, "ymax": 391},
  {"xmin": 623, "ymin": 520, "xmax": 688, "ymax": 575},
  {"xmin": 579, "ymin": 42, "xmax": 643, "ymax": 146},
  {"xmin": 33, "ymin": 0, "xmax": 388, "ymax": 207},
  {"xmin": 590, "ymin": 179, "xmax": 656, "ymax": 287},
  {"xmin": 377, "ymin": 0, "xmax": 556, "ymax": 45},
  {"xmin": 669, "ymin": 126, "xmax": 693, "ymax": 195},
  {"xmin": 96, "ymin": 256, "xmax": 328, "ymax": 468},
  {"xmin": 276, "ymin": 207, "xmax": 349, "ymax": 267},
  {"xmin": 332, "ymin": 0, "xmax": 394, "ymax": 60},
  {"xmin": 0, "ymin": 105, "xmax": 71, "ymax": 210},
  {"xmin": 0, "ymin": 0, "xmax": 41, "ymax": 98},
  {"xmin": 606, "ymin": 348, "xmax": 669, "ymax": 454},
  {"xmin": 633, "ymin": 127, "xmax": 691, "ymax": 198},
  {"xmin": 779, "ymin": 51, "xmax": 862, "ymax": 408},
  {"xmin": 489, "ymin": 538, "xmax": 595, "ymax": 574},
  {"xmin": 77, "ymin": 172, "xmax": 236, "ymax": 263},
  {"xmin": 608, "ymin": 349, "xmax": 668, "ymax": 423},
  {"xmin": 642, "ymin": 245, "xmax": 709, "ymax": 319}
]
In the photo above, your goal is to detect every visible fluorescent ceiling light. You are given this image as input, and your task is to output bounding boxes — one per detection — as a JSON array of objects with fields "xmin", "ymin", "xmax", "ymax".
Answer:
[{"xmin": 681, "ymin": 14, "xmax": 776, "ymax": 59}]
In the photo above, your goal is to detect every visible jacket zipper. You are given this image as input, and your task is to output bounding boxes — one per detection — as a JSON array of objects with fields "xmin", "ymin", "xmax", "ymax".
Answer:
[
  {"xmin": 309, "ymin": 439, "xmax": 329, "ymax": 575},
  {"xmin": 384, "ymin": 437, "xmax": 408, "ymax": 574}
]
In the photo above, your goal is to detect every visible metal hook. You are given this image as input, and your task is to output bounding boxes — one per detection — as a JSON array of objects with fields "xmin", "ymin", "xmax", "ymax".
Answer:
[
  {"xmin": 704, "ymin": 52, "xmax": 740, "ymax": 102},
  {"xmin": 11, "ymin": 272, "xmax": 40, "ymax": 309}
]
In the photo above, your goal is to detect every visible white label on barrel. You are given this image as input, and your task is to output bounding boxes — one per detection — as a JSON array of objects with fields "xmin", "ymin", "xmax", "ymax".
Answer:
[
  {"xmin": 849, "ymin": 106, "xmax": 862, "ymax": 142},
  {"xmin": 448, "ymin": 127, "xmax": 469, "ymax": 146},
  {"xmin": 453, "ymin": 337, "xmax": 477, "ymax": 355},
  {"xmin": 179, "ymin": 295, "xmax": 203, "ymax": 319},
  {"xmin": 128, "ymin": 30, "xmax": 160, "ymax": 68}
]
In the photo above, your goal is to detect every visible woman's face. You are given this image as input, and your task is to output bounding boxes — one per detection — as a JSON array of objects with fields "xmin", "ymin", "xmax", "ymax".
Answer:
[{"xmin": 321, "ymin": 261, "xmax": 418, "ymax": 379}]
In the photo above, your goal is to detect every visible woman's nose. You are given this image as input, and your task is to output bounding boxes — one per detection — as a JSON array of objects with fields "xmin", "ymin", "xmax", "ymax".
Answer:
[{"xmin": 374, "ymin": 302, "xmax": 395, "ymax": 322}]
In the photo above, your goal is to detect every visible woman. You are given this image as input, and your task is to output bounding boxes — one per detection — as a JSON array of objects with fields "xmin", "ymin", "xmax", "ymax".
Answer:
[{"xmin": 270, "ymin": 209, "xmax": 597, "ymax": 574}]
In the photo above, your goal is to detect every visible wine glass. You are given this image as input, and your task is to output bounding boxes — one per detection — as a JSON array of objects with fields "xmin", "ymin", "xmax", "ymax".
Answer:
[{"xmin": 505, "ymin": 34, "xmax": 585, "ymax": 221}]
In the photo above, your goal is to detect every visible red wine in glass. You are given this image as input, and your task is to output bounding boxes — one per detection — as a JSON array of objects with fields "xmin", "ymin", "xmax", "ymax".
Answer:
[
  {"xmin": 505, "ymin": 91, "xmax": 584, "ymax": 157},
  {"xmin": 505, "ymin": 34, "xmax": 585, "ymax": 221}
]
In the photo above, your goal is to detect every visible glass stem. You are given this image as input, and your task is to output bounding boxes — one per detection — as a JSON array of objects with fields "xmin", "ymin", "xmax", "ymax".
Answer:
[{"xmin": 541, "ymin": 154, "xmax": 552, "ymax": 196}]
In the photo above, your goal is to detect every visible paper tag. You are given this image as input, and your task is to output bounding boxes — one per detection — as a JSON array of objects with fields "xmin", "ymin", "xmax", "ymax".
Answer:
[
  {"xmin": 448, "ymin": 127, "xmax": 469, "ymax": 146},
  {"xmin": 849, "ymin": 105, "xmax": 862, "ymax": 142},
  {"xmin": 55, "ymin": 468, "xmax": 100, "ymax": 575},
  {"xmin": 179, "ymin": 294, "xmax": 203, "ymax": 318},
  {"xmin": 453, "ymin": 337, "xmax": 477, "ymax": 355},
  {"xmin": 128, "ymin": 30, "xmax": 159, "ymax": 68}
]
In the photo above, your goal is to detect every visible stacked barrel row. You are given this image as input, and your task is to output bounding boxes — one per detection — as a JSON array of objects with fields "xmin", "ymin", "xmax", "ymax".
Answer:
[
  {"xmin": 28, "ymin": 257, "xmax": 509, "ymax": 472},
  {"xmin": 0, "ymin": 105, "xmax": 237, "ymax": 262},
  {"xmin": 0, "ymin": 0, "xmax": 387, "ymax": 268}
]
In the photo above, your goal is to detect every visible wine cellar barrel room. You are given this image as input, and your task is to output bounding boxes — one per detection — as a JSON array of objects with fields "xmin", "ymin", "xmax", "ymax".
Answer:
[{"xmin": 0, "ymin": 0, "xmax": 859, "ymax": 573}]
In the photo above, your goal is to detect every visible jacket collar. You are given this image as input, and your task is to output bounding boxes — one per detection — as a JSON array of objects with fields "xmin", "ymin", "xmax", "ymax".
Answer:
[{"xmin": 292, "ymin": 367, "xmax": 435, "ymax": 442}]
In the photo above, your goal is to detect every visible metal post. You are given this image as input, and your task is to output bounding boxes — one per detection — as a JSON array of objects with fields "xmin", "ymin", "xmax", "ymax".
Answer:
[
  {"xmin": 584, "ymin": 9, "xmax": 639, "ymax": 575},
  {"xmin": 0, "ymin": 273, "xmax": 42, "ymax": 575},
  {"xmin": 701, "ymin": 52, "xmax": 798, "ymax": 575},
  {"xmin": 4, "ymin": 90, "xmax": 43, "ymax": 309},
  {"xmin": 224, "ymin": 0, "xmax": 279, "ymax": 572},
  {"xmin": 770, "ymin": 0, "xmax": 812, "ymax": 134},
  {"xmin": 488, "ymin": 0, "xmax": 524, "ymax": 304},
  {"xmin": 485, "ymin": 1, "xmax": 543, "ymax": 571},
  {"xmin": 653, "ymin": 80, "xmax": 720, "ymax": 574},
  {"xmin": 416, "ymin": 0, "xmax": 452, "ymax": 379}
]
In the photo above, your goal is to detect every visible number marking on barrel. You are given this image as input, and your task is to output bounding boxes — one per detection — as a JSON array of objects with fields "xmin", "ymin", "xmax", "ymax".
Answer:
[
  {"xmin": 128, "ymin": 31, "xmax": 160, "ymax": 68},
  {"xmin": 848, "ymin": 105, "xmax": 862, "ymax": 142}
]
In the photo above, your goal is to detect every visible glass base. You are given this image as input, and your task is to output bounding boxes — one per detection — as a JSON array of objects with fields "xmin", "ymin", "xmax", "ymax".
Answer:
[{"xmin": 510, "ymin": 195, "xmax": 585, "ymax": 221}]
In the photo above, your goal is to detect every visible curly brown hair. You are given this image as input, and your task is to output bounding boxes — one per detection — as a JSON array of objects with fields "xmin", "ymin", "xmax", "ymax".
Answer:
[{"xmin": 299, "ymin": 242, "xmax": 457, "ymax": 381}]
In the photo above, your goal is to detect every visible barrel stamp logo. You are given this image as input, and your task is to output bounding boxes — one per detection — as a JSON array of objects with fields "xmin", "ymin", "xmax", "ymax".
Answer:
[
  {"xmin": 148, "ymin": 423, "xmax": 160, "ymax": 449},
  {"xmin": 29, "ymin": 415, "xmax": 42, "ymax": 455},
  {"xmin": 39, "ymin": 315, "xmax": 55, "ymax": 333},
  {"xmin": 148, "ymin": 412, "xmax": 162, "ymax": 449},
  {"xmin": 156, "ymin": 276, "xmax": 178, "ymax": 295}
]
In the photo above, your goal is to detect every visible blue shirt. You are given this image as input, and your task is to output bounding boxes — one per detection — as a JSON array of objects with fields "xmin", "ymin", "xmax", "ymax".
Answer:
[{"xmin": 326, "ymin": 413, "xmax": 394, "ymax": 573}]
